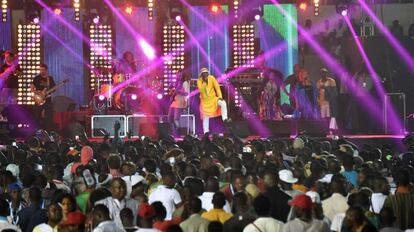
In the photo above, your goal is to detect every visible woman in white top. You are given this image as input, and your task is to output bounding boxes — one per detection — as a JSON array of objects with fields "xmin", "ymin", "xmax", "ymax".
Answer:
[{"xmin": 168, "ymin": 70, "xmax": 190, "ymax": 132}]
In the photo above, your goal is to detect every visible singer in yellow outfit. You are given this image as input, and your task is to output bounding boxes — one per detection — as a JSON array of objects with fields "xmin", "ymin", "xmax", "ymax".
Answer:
[{"xmin": 197, "ymin": 68, "xmax": 229, "ymax": 133}]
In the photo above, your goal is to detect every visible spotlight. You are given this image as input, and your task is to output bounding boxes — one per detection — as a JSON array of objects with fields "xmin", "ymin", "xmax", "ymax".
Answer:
[
  {"xmin": 254, "ymin": 14, "xmax": 261, "ymax": 21},
  {"xmin": 210, "ymin": 3, "xmax": 220, "ymax": 14},
  {"xmin": 98, "ymin": 94, "xmax": 105, "ymax": 101},
  {"xmin": 33, "ymin": 17, "xmax": 40, "ymax": 24},
  {"xmin": 93, "ymin": 16, "xmax": 100, "ymax": 24},
  {"xmin": 54, "ymin": 8, "xmax": 62, "ymax": 15},
  {"xmin": 336, "ymin": 4, "xmax": 349, "ymax": 16},
  {"xmin": 157, "ymin": 93, "xmax": 163, "ymax": 100},
  {"xmin": 131, "ymin": 94, "xmax": 137, "ymax": 100},
  {"xmin": 125, "ymin": 5, "xmax": 133, "ymax": 15},
  {"xmin": 299, "ymin": 2, "xmax": 307, "ymax": 11},
  {"xmin": 175, "ymin": 15, "xmax": 181, "ymax": 22},
  {"xmin": 336, "ymin": 0, "xmax": 350, "ymax": 17}
]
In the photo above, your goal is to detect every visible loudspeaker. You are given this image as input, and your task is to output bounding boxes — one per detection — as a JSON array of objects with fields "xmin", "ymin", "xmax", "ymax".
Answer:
[
  {"xmin": 226, "ymin": 121, "xmax": 251, "ymax": 138},
  {"xmin": 297, "ymin": 120, "xmax": 329, "ymax": 137},
  {"xmin": 91, "ymin": 115, "xmax": 126, "ymax": 138},
  {"xmin": 63, "ymin": 122, "xmax": 88, "ymax": 142}
]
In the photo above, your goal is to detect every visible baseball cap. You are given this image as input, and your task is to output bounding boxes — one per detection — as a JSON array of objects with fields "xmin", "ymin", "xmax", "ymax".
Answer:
[
  {"xmin": 278, "ymin": 169, "xmax": 298, "ymax": 184},
  {"xmin": 289, "ymin": 194, "xmax": 312, "ymax": 209}
]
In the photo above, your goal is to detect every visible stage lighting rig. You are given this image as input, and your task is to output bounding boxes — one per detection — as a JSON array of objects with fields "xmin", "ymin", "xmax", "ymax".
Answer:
[
  {"xmin": 232, "ymin": 24, "xmax": 255, "ymax": 68},
  {"xmin": 17, "ymin": 24, "xmax": 41, "ymax": 105},
  {"xmin": 1, "ymin": 0, "xmax": 7, "ymax": 22},
  {"xmin": 148, "ymin": 0, "xmax": 154, "ymax": 20},
  {"xmin": 232, "ymin": 0, "xmax": 240, "ymax": 18},
  {"xmin": 73, "ymin": 0, "xmax": 80, "ymax": 21},
  {"xmin": 89, "ymin": 23, "xmax": 113, "ymax": 91},
  {"xmin": 314, "ymin": 0, "xmax": 319, "ymax": 16},
  {"xmin": 162, "ymin": 23, "xmax": 185, "ymax": 96}
]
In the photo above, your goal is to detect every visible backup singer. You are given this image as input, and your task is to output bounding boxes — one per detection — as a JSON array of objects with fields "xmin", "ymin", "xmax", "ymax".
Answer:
[
  {"xmin": 168, "ymin": 70, "xmax": 190, "ymax": 132},
  {"xmin": 31, "ymin": 64, "xmax": 56, "ymax": 129},
  {"xmin": 316, "ymin": 68, "xmax": 338, "ymax": 131},
  {"xmin": 294, "ymin": 68, "xmax": 318, "ymax": 119},
  {"xmin": 197, "ymin": 68, "xmax": 230, "ymax": 134}
]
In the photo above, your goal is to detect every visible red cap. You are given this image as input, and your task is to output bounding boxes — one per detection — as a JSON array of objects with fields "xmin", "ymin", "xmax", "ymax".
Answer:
[
  {"xmin": 289, "ymin": 194, "xmax": 312, "ymax": 209},
  {"xmin": 60, "ymin": 212, "xmax": 86, "ymax": 225},
  {"xmin": 138, "ymin": 203, "xmax": 155, "ymax": 219}
]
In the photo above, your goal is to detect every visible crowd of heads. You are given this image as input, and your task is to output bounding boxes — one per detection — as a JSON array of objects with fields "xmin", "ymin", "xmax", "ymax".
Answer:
[{"xmin": 0, "ymin": 130, "xmax": 414, "ymax": 231}]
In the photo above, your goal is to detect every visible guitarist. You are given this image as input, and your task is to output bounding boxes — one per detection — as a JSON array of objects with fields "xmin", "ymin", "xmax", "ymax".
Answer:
[
  {"xmin": 0, "ymin": 51, "xmax": 21, "ymax": 105},
  {"xmin": 31, "ymin": 64, "xmax": 56, "ymax": 129}
]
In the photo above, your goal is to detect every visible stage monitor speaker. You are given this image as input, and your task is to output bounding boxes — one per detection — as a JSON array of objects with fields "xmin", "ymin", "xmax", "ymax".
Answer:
[
  {"xmin": 226, "ymin": 121, "xmax": 251, "ymax": 138},
  {"xmin": 139, "ymin": 123, "xmax": 171, "ymax": 139},
  {"xmin": 263, "ymin": 120, "xmax": 293, "ymax": 138},
  {"xmin": 297, "ymin": 120, "xmax": 329, "ymax": 137},
  {"xmin": 91, "ymin": 115, "xmax": 126, "ymax": 138},
  {"xmin": 63, "ymin": 122, "xmax": 88, "ymax": 142}
]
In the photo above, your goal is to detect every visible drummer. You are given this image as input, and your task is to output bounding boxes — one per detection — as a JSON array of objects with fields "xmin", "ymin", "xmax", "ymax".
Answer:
[{"xmin": 115, "ymin": 51, "xmax": 137, "ymax": 76}]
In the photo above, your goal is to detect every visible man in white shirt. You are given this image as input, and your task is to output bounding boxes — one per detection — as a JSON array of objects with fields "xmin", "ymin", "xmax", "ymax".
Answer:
[
  {"xmin": 199, "ymin": 177, "xmax": 231, "ymax": 212},
  {"xmin": 148, "ymin": 172, "xmax": 182, "ymax": 220},
  {"xmin": 244, "ymin": 195, "xmax": 284, "ymax": 232},
  {"xmin": 96, "ymin": 178, "xmax": 138, "ymax": 227},
  {"xmin": 322, "ymin": 176, "xmax": 349, "ymax": 221},
  {"xmin": 33, "ymin": 202, "xmax": 62, "ymax": 232},
  {"xmin": 92, "ymin": 204, "xmax": 126, "ymax": 232},
  {"xmin": 370, "ymin": 176, "xmax": 388, "ymax": 214}
]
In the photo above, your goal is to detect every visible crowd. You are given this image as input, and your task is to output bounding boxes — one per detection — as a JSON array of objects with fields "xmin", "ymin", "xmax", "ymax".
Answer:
[{"xmin": 0, "ymin": 129, "xmax": 414, "ymax": 232}]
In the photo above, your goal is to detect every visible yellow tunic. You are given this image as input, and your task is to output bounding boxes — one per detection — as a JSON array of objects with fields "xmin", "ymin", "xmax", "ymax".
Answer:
[{"xmin": 197, "ymin": 75, "xmax": 222, "ymax": 117}]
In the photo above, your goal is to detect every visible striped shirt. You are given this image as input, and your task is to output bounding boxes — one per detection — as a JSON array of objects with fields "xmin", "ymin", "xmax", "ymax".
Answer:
[{"xmin": 383, "ymin": 192, "xmax": 414, "ymax": 230}]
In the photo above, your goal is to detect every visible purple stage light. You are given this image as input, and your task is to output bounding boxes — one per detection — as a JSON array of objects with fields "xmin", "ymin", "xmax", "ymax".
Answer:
[
  {"xmin": 93, "ymin": 16, "xmax": 99, "ymax": 24},
  {"xmin": 33, "ymin": 17, "xmax": 40, "ymax": 24},
  {"xmin": 98, "ymin": 95, "xmax": 105, "ymax": 101},
  {"xmin": 157, "ymin": 93, "xmax": 163, "ymax": 100},
  {"xmin": 131, "ymin": 94, "xmax": 137, "ymax": 100},
  {"xmin": 254, "ymin": 14, "xmax": 261, "ymax": 21},
  {"xmin": 139, "ymin": 38, "xmax": 156, "ymax": 60},
  {"xmin": 175, "ymin": 15, "xmax": 181, "ymax": 22},
  {"xmin": 341, "ymin": 9, "xmax": 348, "ymax": 16}
]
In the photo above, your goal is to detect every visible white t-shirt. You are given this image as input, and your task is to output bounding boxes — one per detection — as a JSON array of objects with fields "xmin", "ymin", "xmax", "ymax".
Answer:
[
  {"xmin": 330, "ymin": 213, "xmax": 345, "ymax": 232},
  {"xmin": 148, "ymin": 185, "xmax": 182, "ymax": 220},
  {"xmin": 33, "ymin": 223, "xmax": 58, "ymax": 232},
  {"xmin": 244, "ymin": 217, "xmax": 284, "ymax": 232},
  {"xmin": 199, "ymin": 192, "xmax": 231, "ymax": 213}
]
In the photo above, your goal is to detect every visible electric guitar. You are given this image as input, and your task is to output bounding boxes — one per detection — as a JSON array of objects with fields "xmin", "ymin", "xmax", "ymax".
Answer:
[{"xmin": 33, "ymin": 79, "xmax": 69, "ymax": 106}]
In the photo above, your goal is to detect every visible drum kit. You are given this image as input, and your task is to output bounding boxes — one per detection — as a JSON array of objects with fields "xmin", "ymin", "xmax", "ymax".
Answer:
[{"xmin": 92, "ymin": 62, "xmax": 162, "ymax": 114}]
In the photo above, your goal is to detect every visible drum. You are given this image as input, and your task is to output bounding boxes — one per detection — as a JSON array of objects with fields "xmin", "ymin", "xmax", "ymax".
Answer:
[
  {"xmin": 112, "ymin": 73, "xmax": 126, "ymax": 85},
  {"xmin": 99, "ymin": 83, "xmax": 112, "ymax": 97},
  {"xmin": 113, "ymin": 86, "xmax": 142, "ymax": 112}
]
